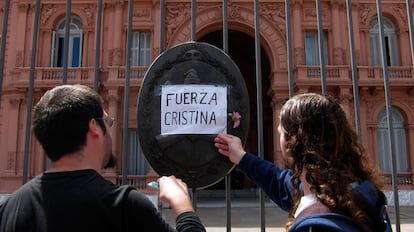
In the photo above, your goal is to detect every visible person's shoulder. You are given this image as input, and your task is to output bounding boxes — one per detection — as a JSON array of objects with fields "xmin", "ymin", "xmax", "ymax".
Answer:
[
  {"xmin": 289, "ymin": 213, "xmax": 361, "ymax": 232},
  {"xmin": 5, "ymin": 174, "xmax": 42, "ymax": 198}
]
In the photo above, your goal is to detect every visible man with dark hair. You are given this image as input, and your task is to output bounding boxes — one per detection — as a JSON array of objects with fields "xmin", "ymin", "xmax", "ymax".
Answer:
[{"xmin": 0, "ymin": 85, "xmax": 205, "ymax": 232}]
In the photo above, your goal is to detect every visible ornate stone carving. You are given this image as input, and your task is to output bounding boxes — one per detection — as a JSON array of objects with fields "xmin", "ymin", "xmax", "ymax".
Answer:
[
  {"xmin": 16, "ymin": 51, "xmax": 23, "ymax": 67},
  {"xmin": 166, "ymin": 3, "xmax": 191, "ymax": 43},
  {"xmin": 41, "ymin": 4, "xmax": 56, "ymax": 25},
  {"xmin": 260, "ymin": 3, "xmax": 286, "ymax": 34},
  {"xmin": 83, "ymin": 5, "xmax": 93, "ymax": 26},
  {"xmin": 294, "ymin": 47, "xmax": 305, "ymax": 65},
  {"xmin": 133, "ymin": 8, "xmax": 151, "ymax": 19},
  {"xmin": 7, "ymin": 152, "xmax": 15, "ymax": 170},
  {"xmin": 228, "ymin": 4, "xmax": 242, "ymax": 19},
  {"xmin": 333, "ymin": 47, "xmax": 344, "ymax": 64},
  {"xmin": 110, "ymin": 48, "xmax": 122, "ymax": 66},
  {"xmin": 359, "ymin": 4, "xmax": 371, "ymax": 26},
  {"xmin": 393, "ymin": 4, "xmax": 407, "ymax": 24},
  {"xmin": 304, "ymin": 8, "xmax": 327, "ymax": 21}
]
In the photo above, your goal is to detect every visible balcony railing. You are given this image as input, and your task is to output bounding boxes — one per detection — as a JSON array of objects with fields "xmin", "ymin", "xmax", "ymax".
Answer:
[
  {"xmin": 383, "ymin": 173, "xmax": 413, "ymax": 188},
  {"xmin": 13, "ymin": 67, "xmax": 95, "ymax": 86},
  {"xmin": 12, "ymin": 66, "xmax": 148, "ymax": 87},
  {"xmin": 296, "ymin": 65, "xmax": 414, "ymax": 86},
  {"xmin": 12, "ymin": 66, "xmax": 413, "ymax": 88},
  {"xmin": 106, "ymin": 66, "xmax": 147, "ymax": 86}
]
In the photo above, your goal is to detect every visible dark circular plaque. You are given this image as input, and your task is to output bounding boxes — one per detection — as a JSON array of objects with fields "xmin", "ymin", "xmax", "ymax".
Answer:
[{"xmin": 137, "ymin": 41, "xmax": 249, "ymax": 189}]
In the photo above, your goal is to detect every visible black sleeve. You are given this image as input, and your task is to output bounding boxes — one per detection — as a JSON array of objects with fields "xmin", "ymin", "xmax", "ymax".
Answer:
[
  {"xmin": 124, "ymin": 190, "xmax": 176, "ymax": 232},
  {"xmin": 175, "ymin": 211, "xmax": 206, "ymax": 232}
]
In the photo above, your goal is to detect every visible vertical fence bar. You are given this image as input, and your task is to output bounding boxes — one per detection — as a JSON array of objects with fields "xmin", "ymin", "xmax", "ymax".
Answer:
[
  {"xmin": 0, "ymin": 0, "xmax": 10, "ymax": 105},
  {"xmin": 222, "ymin": 1, "xmax": 232, "ymax": 231},
  {"xmin": 122, "ymin": 0, "xmax": 134, "ymax": 185},
  {"xmin": 62, "ymin": 0, "xmax": 71, "ymax": 84},
  {"xmin": 315, "ymin": 0, "xmax": 327, "ymax": 95},
  {"xmin": 345, "ymin": 0, "xmax": 361, "ymax": 137},
  {"xmin": 191, "ymin": 0, "xmax": 196, "ymax": 41},
  {"xmin": 375, "ymin": 1, "xmax": 400, "ymax": 231},
  {"xmin": 222, "ymin": 0, "xmax": 228, "ymax": 54},
  {"xmin": 253, "ymin": 0, "xmax": 265, "ymax": 231},
  {"xmin": 160, "ymin": 0, "xmax": 165, "ymax": 53},
  {"xmin": 93, "ymin": 0, "xmax": 103, "ymax": 92},
  {"xmin": 285, "ymin": 0, "xmax": 294, "ymax": 98},
  {"xmin": 23, "ymin": 0, "xmax": 41, "ymax": 184}
]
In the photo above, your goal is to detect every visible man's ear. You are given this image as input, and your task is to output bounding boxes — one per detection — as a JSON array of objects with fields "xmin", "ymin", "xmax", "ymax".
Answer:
[{"xmin": 88, "ymin": 119, "xmax": 101, "ymax": 136}]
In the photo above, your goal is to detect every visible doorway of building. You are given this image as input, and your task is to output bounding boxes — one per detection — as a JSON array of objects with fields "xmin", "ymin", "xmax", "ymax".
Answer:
[{"xmin": 198, "ymin": 30, "xmax": 273, "ymax": 191}]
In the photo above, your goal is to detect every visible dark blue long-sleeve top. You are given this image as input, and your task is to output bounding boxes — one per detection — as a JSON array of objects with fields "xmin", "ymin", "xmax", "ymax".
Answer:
[{"xmin": 237, "ymin": 152, "xmax": 294, "ymax": 211}]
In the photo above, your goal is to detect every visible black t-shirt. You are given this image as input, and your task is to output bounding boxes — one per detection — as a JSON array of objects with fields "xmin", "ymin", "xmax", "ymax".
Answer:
[{"xmin": 0, "ymin": 169, "xmax": 205, "ymax": 232}]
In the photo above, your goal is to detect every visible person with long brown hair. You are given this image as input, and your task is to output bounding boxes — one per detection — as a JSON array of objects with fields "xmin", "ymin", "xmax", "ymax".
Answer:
[{"xmin": 215, "ymin": 93, "xmax": 392, "ymax": 232}]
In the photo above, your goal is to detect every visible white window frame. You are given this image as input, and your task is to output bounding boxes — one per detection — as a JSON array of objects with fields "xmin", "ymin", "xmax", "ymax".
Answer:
[
  {"xmin": 370, "ymin": 17, "xmax": 399, "ymax": 66},
  {"xmin": 51, "ymin": 17, "xmax": 83, "ymax": 67},
  {"xmin": 304, "ymin": 31, "xmax": 328, "ymax": 65},
  {"xmin": 377, "ymin": 107, "xmax": 408, "ymax": 173},
  {"xmin": 131, "ymin": 32, "xmax": 151, "ymax": 67}
]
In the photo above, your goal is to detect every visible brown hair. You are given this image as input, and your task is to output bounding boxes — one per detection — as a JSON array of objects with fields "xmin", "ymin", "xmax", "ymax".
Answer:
[{"xmin": 279, "ymin": 93, "xmax": 384, "ymax": 231}]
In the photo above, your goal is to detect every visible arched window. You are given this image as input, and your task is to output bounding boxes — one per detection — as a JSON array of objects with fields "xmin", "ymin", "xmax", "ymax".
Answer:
[
  {"xmin": 377, "ymin": 107, "xmax": 408, "ymax": 172},
  {"xmin": 51, "ymin": 17, "xmax": 83, "ymax": 67},
  {"xmin": 370, "ymin": 17, "xmax": 399, "ymax": 66}
]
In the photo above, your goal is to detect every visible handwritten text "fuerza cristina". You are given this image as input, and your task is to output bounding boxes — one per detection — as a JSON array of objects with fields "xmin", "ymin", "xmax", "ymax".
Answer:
[{"xmin": 163, "ymin": 91, "xmax": 218, "ymax": 126}]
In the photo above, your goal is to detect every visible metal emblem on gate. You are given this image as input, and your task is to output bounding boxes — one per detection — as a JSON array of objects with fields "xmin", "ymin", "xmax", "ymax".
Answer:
[{"xmin": 137, "ymin": 41, "xmax": 249, "ymax": 189}]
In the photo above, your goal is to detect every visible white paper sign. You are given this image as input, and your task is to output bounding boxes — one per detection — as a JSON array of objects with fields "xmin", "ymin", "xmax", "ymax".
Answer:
[{"xmin": 161, "ymin": 85, "xmax": 227, "ymax": 135}]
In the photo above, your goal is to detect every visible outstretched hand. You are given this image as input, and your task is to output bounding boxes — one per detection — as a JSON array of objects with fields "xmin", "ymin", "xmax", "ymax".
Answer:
[
  {"xmin": 214, "ymin": 133, "xmax": 246, "ymax": 165},
  {"xmin": 158, "ymin": 176, "xmax": 194, "ymax": 218}
]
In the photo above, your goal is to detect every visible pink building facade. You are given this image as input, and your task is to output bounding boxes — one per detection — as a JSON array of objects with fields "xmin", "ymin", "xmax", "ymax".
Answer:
[{"xmin": 0, "ymin": 0, "xmax": 413, "ymax": 204}]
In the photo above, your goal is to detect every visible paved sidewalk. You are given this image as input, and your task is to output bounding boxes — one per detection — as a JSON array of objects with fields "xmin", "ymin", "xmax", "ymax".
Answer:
[{"xmin": 162, "ymin": 198, "xmax": 414, "ymax": 232}]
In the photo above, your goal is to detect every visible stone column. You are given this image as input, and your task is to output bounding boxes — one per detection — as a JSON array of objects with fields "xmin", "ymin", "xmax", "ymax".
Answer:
[
  {"xmin": 4, "ymin": 96, "xmax": 22, "ymax": 174},
  {"xmin": 270, "ymin": 97, "xmax": 285, "ymax": 168},
  {"xmin": 331, "ymin": 0, "xmax": 344, "ymax": 65},
  {"xmin": 351, "ymin": 3, "xmax": 363, "ymax": 65},
  {"xmin": 112, "ymin": 2, "xmax": 124, "ymax": 66},
  {"xmin": 339, "ymin": 87, "xmax": 353, "ymax": 122},
  {"xmin": 292, "ymin": 0, "xmax": 305, "ymax": 65}
]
